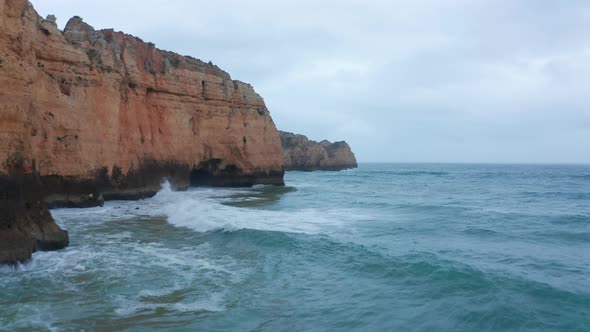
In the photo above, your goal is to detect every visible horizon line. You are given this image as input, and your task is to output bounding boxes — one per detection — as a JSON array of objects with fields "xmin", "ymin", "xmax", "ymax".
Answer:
[{"xmin": 357, "ymin": 161, "xmax": 590, "ymax": 166}]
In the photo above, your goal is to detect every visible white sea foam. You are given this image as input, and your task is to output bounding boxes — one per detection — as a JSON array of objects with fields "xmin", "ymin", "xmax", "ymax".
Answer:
[
  {"xmin": 7, "ymin": 180, "xmax": 369, "ymax": 279},
  {"xmin": 151, "ymin": 181, "xmax": 368, "ymax": 235},
  {"xmin": 1, "ymin": 304, "xmax": 62, "ymax": 332},
  {"xmin": 50, "ymin": 180, "xmax": 370, "ymax": 237},
  {"xmin": 114, "ymin": 295, "xmax": 224, "ymax": 316}
]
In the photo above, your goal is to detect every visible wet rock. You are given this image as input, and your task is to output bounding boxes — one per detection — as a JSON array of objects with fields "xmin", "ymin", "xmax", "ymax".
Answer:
[{"xmin": 0, "ymin": 201, "xmax": 68, "ymax": 265}]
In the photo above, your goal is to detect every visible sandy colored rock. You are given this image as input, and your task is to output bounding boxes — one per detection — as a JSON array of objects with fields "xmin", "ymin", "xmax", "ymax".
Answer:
[{"xmin": 279, "ymin": 131, "xmax": 357, "ymax": 171}]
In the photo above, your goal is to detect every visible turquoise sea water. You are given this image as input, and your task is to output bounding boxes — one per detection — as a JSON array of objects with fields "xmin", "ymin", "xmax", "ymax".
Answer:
[{"xmin": 1, "ymin": 163, "xmax": 590, "ymax": 331}]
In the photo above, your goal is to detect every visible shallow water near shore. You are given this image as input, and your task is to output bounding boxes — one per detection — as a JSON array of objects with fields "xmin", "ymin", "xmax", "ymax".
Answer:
[{"xmin": 1, "ymin": 163, "xmax": 590, "ymax": 331}]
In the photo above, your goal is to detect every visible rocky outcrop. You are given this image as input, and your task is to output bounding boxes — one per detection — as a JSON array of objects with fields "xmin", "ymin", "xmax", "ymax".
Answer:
[
  {"xmin": 0, "ymin": 1, "xmax": 284, "ymax": 263},
  {"xmin": 279, "ymin": 131, "xmax": 357, "ymax": 171},
  {"xmin": 0, "ymin": 199, "xmax": 69, "ymax": 265}
]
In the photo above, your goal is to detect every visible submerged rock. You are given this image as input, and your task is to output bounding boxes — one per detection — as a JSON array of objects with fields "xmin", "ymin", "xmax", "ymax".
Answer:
[{"xmin": 279, "ymin": 131, "xmax": 358, "ymax": 171}]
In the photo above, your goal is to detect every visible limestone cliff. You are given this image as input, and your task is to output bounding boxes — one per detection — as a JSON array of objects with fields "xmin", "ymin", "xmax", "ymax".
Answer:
[
  {"xmin": 0, "ymin": 1, "xmax": 284, "ymax": 263},
  {"xmin": 279, "ymin": 131, "xmax": 357, "ymax": 171}
]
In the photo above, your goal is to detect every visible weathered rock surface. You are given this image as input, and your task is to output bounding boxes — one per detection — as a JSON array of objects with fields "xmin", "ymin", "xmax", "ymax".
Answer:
[
  {"xmin": 0, "ymin": 1, "xmax": 284, "ymax": 263},
  {"xmin": 279, "ymin": 131, "xmax": 357, "ymax": 171},
  {"xmin": 0, "ymin": 200, "xmax": 69, "ymax": 265}
]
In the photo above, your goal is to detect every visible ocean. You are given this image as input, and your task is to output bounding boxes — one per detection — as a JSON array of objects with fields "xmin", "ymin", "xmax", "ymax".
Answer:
[{"xmin": 1, "ymin": 163, "xmax": 589, "ymax": 331}]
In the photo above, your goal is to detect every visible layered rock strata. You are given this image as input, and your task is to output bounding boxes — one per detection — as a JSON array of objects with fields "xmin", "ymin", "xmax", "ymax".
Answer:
[
  {"xmin": 279, "ymin": 131, "xmax": 357, "ymax": 171},
  {"xmin": 0, "ymin": 1, "xmax": 284, "ymax": 263}
]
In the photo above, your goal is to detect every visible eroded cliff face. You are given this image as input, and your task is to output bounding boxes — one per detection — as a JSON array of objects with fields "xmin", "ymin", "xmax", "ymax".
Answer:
[
  {"xmin": 280, "ymin": 131, "xmax": 357, "ymax": 171},
  {"xmin": 0, "ymin": 1, "xmax": 284, "ymax": 263}
]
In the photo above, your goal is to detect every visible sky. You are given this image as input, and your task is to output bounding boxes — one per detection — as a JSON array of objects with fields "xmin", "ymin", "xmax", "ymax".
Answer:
[{"xmin": 31, "ymin": 0, "xmax": 590, "ymax": 163}]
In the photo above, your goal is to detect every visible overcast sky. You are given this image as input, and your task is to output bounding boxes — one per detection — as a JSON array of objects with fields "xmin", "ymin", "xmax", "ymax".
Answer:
[{"xmin": 31, "ymin": 0, "xmax": 590, "ymax": 163}]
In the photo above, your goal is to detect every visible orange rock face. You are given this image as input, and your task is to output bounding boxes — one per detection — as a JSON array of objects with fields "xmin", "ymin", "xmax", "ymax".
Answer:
[
  {"xmin": 0, "ymin": 0, "xmax": 284, "ymax": 192},
  {"xmin": 0, "ymin": 0, "xmax": 284, "ymax": 263}
]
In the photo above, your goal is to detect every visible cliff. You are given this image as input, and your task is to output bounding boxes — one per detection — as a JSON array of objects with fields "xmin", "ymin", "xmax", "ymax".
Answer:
[
  {"xmin": 279, "ymin": 131, "xmax": 357, "ymax": 171},
  {"xmin": 0, "ymin": 1, "xmax": 284, "ymax": 263}
]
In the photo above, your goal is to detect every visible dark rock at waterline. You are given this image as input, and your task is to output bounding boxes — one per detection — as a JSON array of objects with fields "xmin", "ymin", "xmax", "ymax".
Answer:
[
  {"xmin": 0, "ymin": 157, "xmax": 284, "ymax": 264},
  {"xmin": 0, "ymin": 201, "xmax": 68, "ymax": 265},
  {"xmin": 46, "ymin": 193, "xmax": 105, "ymax": 209}
]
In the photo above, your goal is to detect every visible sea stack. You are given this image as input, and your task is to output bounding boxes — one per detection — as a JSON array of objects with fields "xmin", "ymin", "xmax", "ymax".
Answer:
[
  {"xmin": 279, "ymin": 131, "xmax": 358, "ymax": 171},
  {"xmin": 0, "ymin": 0, "xmax": 284, "ymax": 263}
]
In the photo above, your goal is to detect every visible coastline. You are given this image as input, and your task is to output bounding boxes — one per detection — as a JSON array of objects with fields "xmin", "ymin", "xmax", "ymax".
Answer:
[{"xmin": 0, "ymin": 0, "xmax": 284, "ymax": 264}]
